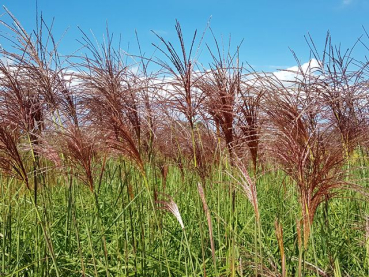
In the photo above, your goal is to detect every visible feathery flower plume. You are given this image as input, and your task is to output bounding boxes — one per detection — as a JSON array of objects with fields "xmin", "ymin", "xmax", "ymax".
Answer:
[
  {"xmin": 156, "ymin": 194, "xmax": 185, "ymax": 229},
  {"xmin": 230, "ymin": 161, "xmax": 260, "ymax": 223}
]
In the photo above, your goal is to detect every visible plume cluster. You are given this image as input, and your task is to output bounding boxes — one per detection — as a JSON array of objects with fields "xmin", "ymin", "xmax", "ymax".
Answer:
[{"xmin": 0, "ymin": 10, "xmax": 368, "ymax": 273}]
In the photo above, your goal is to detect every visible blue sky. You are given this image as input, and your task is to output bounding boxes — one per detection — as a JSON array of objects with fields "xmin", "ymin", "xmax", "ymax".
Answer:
[{"xmin": 1, "ymin": 0, "xmax": 368, "ymax": 71}]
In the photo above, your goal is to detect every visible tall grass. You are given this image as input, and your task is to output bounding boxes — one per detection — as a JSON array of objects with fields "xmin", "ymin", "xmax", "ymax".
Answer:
[{"xmin": 0, "ymin": 8, "xmax": 369, "ymax": 276}]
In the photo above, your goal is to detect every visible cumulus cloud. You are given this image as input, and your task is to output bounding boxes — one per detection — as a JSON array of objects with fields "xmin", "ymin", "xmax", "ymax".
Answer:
[
  {"xmin": 272, "ymin": 59, "xmax": 322, "ymax": 83},
  {"xmin": 0, "ymin": 56, "xmax": 13, "ymax": 66}
]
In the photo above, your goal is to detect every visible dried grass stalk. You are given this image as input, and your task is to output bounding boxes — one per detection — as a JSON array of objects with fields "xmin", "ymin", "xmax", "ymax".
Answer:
[
  {"xmin": 197, "ymin": 182, "xmax": 216, "ymax": 265},
  {"xmin": 275, "ymin": 219, "xmax": 286, "ymax": 277}
]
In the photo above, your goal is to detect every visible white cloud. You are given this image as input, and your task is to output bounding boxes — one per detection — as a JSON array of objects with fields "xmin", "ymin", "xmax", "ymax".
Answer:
[
  {"xmin": 272, "ymin": 59, "xmax": 322, "ymax": 83},
  {"xmin": 0, "ymin": 56, "xmax": 13, "ymax": 66},
  {"xmin": 62, "ymin": 69, "xmax": 83, "ymax": 87}
]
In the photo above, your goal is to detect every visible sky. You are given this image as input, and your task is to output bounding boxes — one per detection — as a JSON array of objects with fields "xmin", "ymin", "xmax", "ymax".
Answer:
[{"xmin": 1, "ymin": 0, "xmax": 369, "ymax": 72}]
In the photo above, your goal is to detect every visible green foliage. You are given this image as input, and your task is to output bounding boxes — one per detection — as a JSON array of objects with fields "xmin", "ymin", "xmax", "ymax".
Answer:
[{"xmin": 0, "ymin": 155, "xmax": 368, "ymax": 276}]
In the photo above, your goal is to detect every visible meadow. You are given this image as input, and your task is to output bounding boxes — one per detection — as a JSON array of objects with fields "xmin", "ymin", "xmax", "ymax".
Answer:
[{"xmin": 0, "ymin": 9, "xmax": 369, "ymax": 276}]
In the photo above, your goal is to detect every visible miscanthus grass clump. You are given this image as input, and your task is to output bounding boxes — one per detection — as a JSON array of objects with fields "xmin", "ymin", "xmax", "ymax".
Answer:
[{"xmin": 1, "ymin": 7, "xmax": 369, "ymax": 276}]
